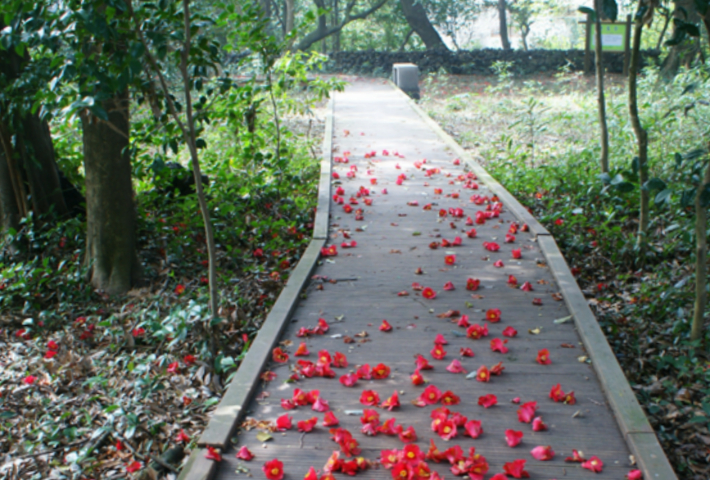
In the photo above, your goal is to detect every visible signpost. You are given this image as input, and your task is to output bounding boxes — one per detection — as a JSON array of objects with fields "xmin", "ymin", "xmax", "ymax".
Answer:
[{"xmin": 583, "ymin": 15, "xmax": 632, "ymax": 75}]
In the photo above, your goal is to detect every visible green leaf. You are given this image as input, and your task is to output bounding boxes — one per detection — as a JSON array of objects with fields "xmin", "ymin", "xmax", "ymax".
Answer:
[
  {"xmin": 603, "ymin": 0, "xmax": 618, "ymax": 21},
  {"xmin": 578, "ymin": 6, "xmax": 597, "ymax": 21},
  {"xmin": 643, "ymin": 178, "xmax": 666, "ymax": 191},
  {"xmin": 654, "ymin": 189, "xmax": 672, "ymax": 205}
]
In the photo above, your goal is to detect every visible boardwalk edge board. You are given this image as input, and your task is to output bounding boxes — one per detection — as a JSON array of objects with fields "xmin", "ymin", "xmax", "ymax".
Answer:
[
  {"xmin": 178, "ymin": 99, "xmax": 335, "ymax": 478},
  {"xmin": 176, "ymin": 449, "xmax": 218, "ymax": 480},
  {"xmin": 391, "ymin": 82, "xmax": 677, "ymax": 480}
]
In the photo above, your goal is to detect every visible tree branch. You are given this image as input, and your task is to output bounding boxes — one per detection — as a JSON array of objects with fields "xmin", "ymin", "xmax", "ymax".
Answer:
[{"xmin": 295, "ymin": 0, "xmax": 389, "ymax": 50}]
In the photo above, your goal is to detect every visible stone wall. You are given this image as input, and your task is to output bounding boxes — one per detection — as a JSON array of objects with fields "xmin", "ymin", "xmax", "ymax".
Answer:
[{"xmin": 326, "ymin": 49, "xmax": 661, "ymax": 76}]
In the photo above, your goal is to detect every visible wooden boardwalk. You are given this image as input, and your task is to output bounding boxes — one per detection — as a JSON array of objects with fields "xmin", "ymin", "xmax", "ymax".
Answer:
[{"xmin": 185, "ymin": 80, "xmax": 672, "ymax": 480}]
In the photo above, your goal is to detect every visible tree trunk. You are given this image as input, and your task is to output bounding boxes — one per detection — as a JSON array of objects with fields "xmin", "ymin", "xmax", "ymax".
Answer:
[
  {"xmin": 285, "ymin": 0, "xmax": 295, "ymax": 34},
  {"xmin": 333, "ymin": 0, "xmax": 340, "ymax": 52},
  {"xmin": 594, "ymin": 0, "xmax": 609, "ymax": 174},
  {"xmin": 0, "ymin": 34, "xmax": 70, "ymax": 223},
  {"xmin": 628, "ymin": 9, "xmax": 649, "ymax": 244},
  {"xmin": 18, "ymin": 113, "xmax": 68, "ymax": 216},
  {"xmin": 0, "ymin": 149, "xmax": 20, "ymax": 233},
  {"xmin": 82, "ymin": 93, "xmax": 139, "ymax": 294},
  {"xmin": 399, "ymin": 0, "xmax": 448, "ymax": 50},
  {"xmin": 691, "ymin": 157, "xmax": 710, "ymax": 343},
  {"xmin": 498, "ymin": 0, "xmax": 511, "ymax": 50}
]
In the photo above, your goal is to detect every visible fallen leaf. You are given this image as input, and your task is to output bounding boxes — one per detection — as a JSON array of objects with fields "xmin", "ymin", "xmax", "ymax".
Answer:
[
  {"xmin": 256, "ymin": 432, "xmax": 273, "ymax": 442},
  {"xmin": 554, "ymin": 315, "xmax": 572, "ymax": 324},
  {"xmin": 343, "ymin": 336, "xmax": 354, "ymax": 343},
  {"xmin": 560, "ymin": 343, "xmax": 576, "ymax": 348},
  {"xmin": 390, "ymin": 249, "xmax": 402, "ymax": 254},
  {"xmin": 551, "ymin": 293, "xmax": 563, "ymax": 301},
  {"xmin": 529, "ymin": 328, "xmax": 542, "ymax": 335}
]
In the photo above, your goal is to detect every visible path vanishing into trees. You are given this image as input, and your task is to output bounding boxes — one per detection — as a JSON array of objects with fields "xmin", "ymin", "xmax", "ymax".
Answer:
[{"xmin": 179, "ymin": 80, "xmax": 675, "ymax": 480}]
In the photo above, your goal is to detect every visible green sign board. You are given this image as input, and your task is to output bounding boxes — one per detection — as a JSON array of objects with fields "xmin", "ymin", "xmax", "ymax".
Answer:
[{"xmin": 591, "ymin": 23, "xmax": 627, "ymax": 52}]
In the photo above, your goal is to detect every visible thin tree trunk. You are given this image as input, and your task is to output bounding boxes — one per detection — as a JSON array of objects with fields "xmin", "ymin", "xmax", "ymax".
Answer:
[
  {"xmin": 691, "ymin": 157, "xmax": 710, "ymax": 342},
  {"xmin": 82, "ymin": 93, "xmax": 140, "ymax": 294},
  {"xmin": 398, "ymin": 28, "xmax": 414, "ymax": 51},
  {"xmin": 399, "ymin": 0, "xmax": 448, "ymax": 50},
  {"xmin": 181, "ymin": 0, "xmax": 219, "ymax": 320},
  {"xmin": 285, "ymin": 0, "xmax": 295, "ymax": 34},
  {"xmin": 498, "ymin": 0, "xmax": 511, "ymax": 50},
  {"xmin": 595, "ymin": 0, "xmax": 609, "ymax": 174},
  {"xmin": 628, "ymin": 9, "xmax": 649, "ymax": 243},
  {"xmin": 333, "ymin": 0, "xmax": 340, "ymax": 52}
]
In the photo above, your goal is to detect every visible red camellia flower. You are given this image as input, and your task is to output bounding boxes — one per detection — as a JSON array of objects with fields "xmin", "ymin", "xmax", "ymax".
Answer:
[
  {"xmin": 276, "ymin": 414, "xmax": 292, "ymax": 431},
  {"xmin": 436, "ymin": 419, "xmax": 457, "ymax": 441},
  {"xmin": 434, "ymin": 333, "xmax": 448, "ymax": 345},
  {"xmin": 312, "ymin": 397, "xmax": 330, "ymax": 412},
  {"xmin": 512, "ymin": 248, "xmax": 522, "ymax": 259},
  {"xmin": 132, "ymin": 327, "xmax": 145, "ymax": 337},
  {"xmin": 294, "ymin": 343, "xmax": 310, "ymax": 356},
  {"xmin": 272, "ymin": 347, "xmax": 289, "ymax": 363},
  {"xmin": 505, "ymin": 429, "xmax": 524, "ymax": 447},
  {"xmin": 485, "ymin": 309, "xmax": 501, "ymax": 322},
  {"xmin": 505, "ymin": 234, "xmax": 516, "ymax": 243},
  {"xmin": 483, "ymin": 242, "xmax": 500, "ymax": 252},
  {"xmin": 493, "ymin": 260, "xmax": 504, "ymax": 267},
  {"xmin": 184, "ymin": 354, "xmax": 197, "ymax": 365},
  {"xmin": 581, "ymin": 456, "xmax": 604, "ymax": 473},
  {"xmin": 126, "ymin": 461, "xmax": 142, "ymax": 473},
  {"xmin": 503, "ymin": 459, "xmax": 529, "ymax": 479},
  {"xmin": 372, "ymin": 363, "xmax": 391, "ymax": 379},
  {"xmin": 399, "ymin": 425, "xmax": 417, "ymax": 443},
  {"xmin": 466, "ymin": 228, "xmax": 477, "ymax": 238},
  {"xmin": 490, "ymin": 338, "xmax": 508, "ymax": 353},
  {"xmin": 446, "ymin": 359, "xmax": 466, "ymax": 373},
  {"xmin": 478, "ymin": 394, "xmax": 497, "ymax": 408},
  {"xmin": 502, "ymin": 326, "xmax": 518, "ymax": 337},
  {"xmin": 297, "ymin": 417, "xmax": 318, "ymax": 432},
  {"xmin": 565, "ymin": 449, "xmax": 586, "ymax": 463},
  {"xmin": 626, "ymin": 469, "xmax": 643, "ymax": 480},
  {"xmin": 521, "ymin": 281, "xmax": 533, "ymax": 291},
  {"xmin": 47, "ymin": 340, "xmax": 59, "ymax": 351},
  {"xmin": 167, "ymin": 362, "xmax": 179, "ymax": 374},
  {"xmin": 263, "ymin": 459, "xmax": 284, "ymax": 480},
  {"xmin": 443, "ymin": 281, "xmax": 455, "ymax": 291},
  {"xmin": 333, "ymin": 351, "xmax": 348, "ymax": 368},
  {"xmin": 530, "ymin": 445, "xmax": 555, "ymax": 461},
  {"xmin": 360, "ymin": 390, "xmax": 380, "ymax": 406},
  {"xmin": 440, "ymin": 390, "xmax": 461, "ymax": 405},
  {"xmin": 411, "ymin": 369, "xmax": 425, "ymax": 385},
  {"xmin": 323, "ymin": 411, "xmax": 340, "ymax": 426},
  {"xmin": 490, "ymin": 361, "xmax": 505, "ymax": 376},
  {"xmin": 532, "ymin": 416, "xmax": 547, "ymax": 431},
  {"xmin": 466, "ymin": 278, "xmax": 480, "ymax": 290},
  {"xmin": 339, "ymin": 373, "xmax": 357, "ymax": 387},
  {"xmin": 444, "ymin": 255, "xmax": 456, "ymax": 265},
  {"xmin": 457, "ymin": 315, "xmax": 470, "ymax": 327},
  {"xmin": 463, "ymin": 420, "xmax": 483, "ymax": 438},
  {"xmin": 517, "ymin": 401, "xmax": 537, "ymax": 423},
  {"xmin": 416, "ymin": 354, "xmax": 434, "ymax": 370},
  {"xmin": 536, "ymin": 348, "xmax": 551, "ymax": 365},
  {"xmin": 466, "ymin": 323, "xmax": 488, "ymax": 339},
  {"xmin": 380, "ymin": 320, "xmax": 393, "ymax": 332},
  {"xmin": 421, "ymin": 385, "xmax": 442, "ymax": 404},
  {"xmin": 490, "ymin": 475, "xmax": 508, "ymax": 480},
  {"xmin": 205, "ymin": 446, "xmax": 222, "ymax": 461},
  {"xmin": 508, "ymin": 275, "xmax": 518, "ymax": 286},
  {"xmin": 304, "ymin": 466, "xmax": 318, "ymax": 480},
  {"xmin": 175, "ymin": 284, "xmax": 186, "ymax": 295},
  {"xmin": 176, "ymin": 429, "xmax": 191, "ymax": 443},
  {"xmin": 475, "ymin": 365, "xmax": 490, "ymax": 382},
  {"xmin": 460, "ymin": 347, "xmax": 475, "ymax": 357},
  {"xmin": 431, "ymin": 344, "xmax": 446, "ymax": 360},
  {"xmin": 382, "ymin": 391, "xmax": 401, "ymax": 410},
  {"xmin": 422, "ymin": 287, "xmax": 437, "ymax": 299},
  {"xmin": 23, "ymin": 375, "xmax": 37, "ymax": 385},
  {"xmin": 236, "ymin": 446, "xmax": 254, "ymax": 460}
]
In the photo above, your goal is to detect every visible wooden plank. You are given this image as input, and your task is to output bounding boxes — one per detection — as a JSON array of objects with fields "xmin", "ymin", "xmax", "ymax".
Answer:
[
  {"xmin": 627, "ymin": 432, "xmax": 677, "ymax": 480},
  {"xmin": 176, "ymin": 449, "xmax": 217, "ymax": 480},
  {"xmin": 536, "ymin": 235, "xmax": 677, "ymax": 480},
  {"xmin": 198, "ymin": 239, "xmax": 326, "ymax": 448},
  {"xmin": 314, "ymin": 98, "xmax": 334, "ymax": 240},
  {"xmin": 386, "ymin": 81, "xmax": 550, "ymax": 238}
]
